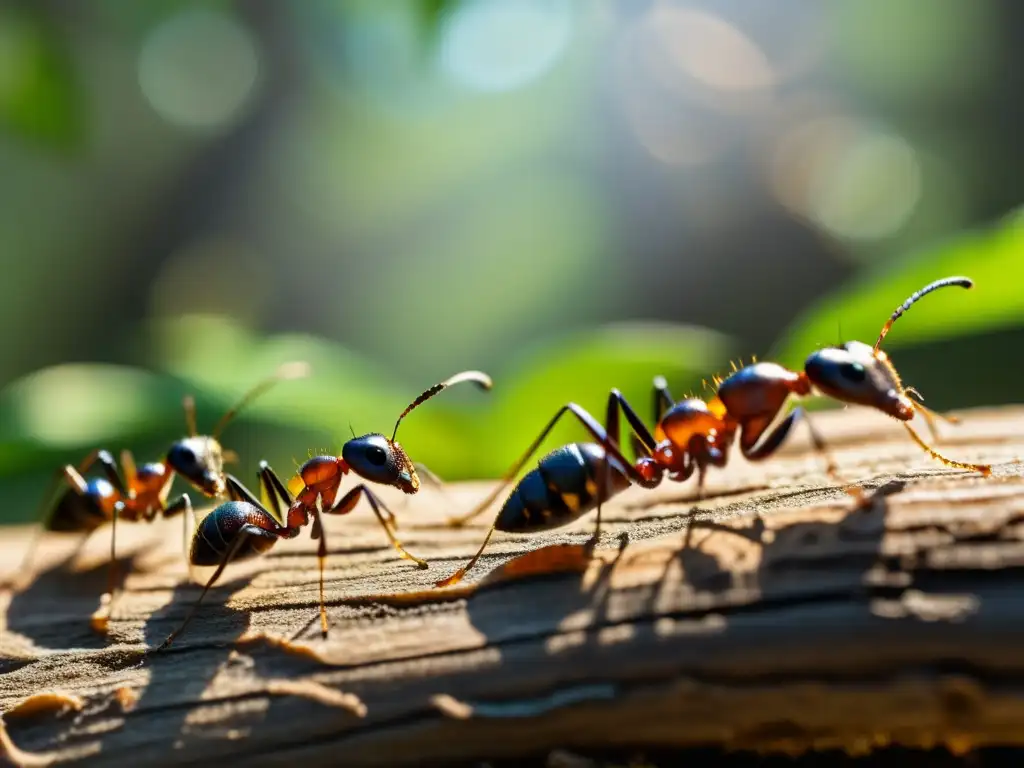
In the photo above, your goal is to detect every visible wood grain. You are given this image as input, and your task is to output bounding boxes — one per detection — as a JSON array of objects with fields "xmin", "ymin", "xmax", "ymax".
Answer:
[{"xmin": 1, "ymin": 405, "xmax": 1023, "ymax": 767}]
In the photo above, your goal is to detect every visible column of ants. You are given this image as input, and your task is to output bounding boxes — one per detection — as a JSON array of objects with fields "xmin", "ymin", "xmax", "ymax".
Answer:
[
  {"xmin": 4, "ymin": 363, "xmax": 493, "ymax": 649},
  {"xmin": 5, "ymin": 276, "xmax": 995, "ymax": 649},
  {"xmin": 433, "ymin": 276, "xmax": 994, "ymax": 588}
]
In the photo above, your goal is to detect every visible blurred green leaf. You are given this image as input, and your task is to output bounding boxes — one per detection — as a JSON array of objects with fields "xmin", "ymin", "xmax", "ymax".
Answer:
[
  {"xmin": 0, "ymin": 364, "xmax": 178, "ymax": 474},
  {"xmin": 419, "ymin": 0, "xmax": 459, "ymax": 34},
  {"xmin": 775, "ymin": 207, "xmax": 1024, "ymax": 369},
  {"xmin": 0, "ymin": 5, "xmax": 81, "ymax": 148}
]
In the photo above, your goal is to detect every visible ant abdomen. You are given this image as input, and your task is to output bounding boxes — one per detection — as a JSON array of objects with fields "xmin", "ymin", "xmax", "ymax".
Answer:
[
  {"xmin": 190, "ymin": 501, "xmax": 278, "ymax": 567},
  {"xmin": 47, "ymin": 479, "xmax": 116, "ymax": 533},
  {"xmin": 496, "ymin": 443, "xmax": 631, "ymax": 534}
]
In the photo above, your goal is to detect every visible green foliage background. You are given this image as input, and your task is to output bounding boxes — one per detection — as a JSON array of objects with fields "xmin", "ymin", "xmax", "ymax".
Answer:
[{"xmin": 1, "ymin": 1, "xmax": 1023, "ymax": 524}]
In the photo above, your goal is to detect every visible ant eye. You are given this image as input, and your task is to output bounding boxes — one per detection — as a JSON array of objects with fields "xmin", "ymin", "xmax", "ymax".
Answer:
[
  {"xmin": 366, "ymin": 445, "xmax": 388, "ymax": 466},
  {"xmin": 840, "ymin": 362, "xmax": 866, "ymax": 382}
]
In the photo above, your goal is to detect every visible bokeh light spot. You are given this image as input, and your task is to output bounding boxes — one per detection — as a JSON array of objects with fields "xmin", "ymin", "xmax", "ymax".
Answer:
[
  {"xmin": 138, "ymin": 7, "xmax": 260, "ymax": 132},
  {"xmin": 771, "ymin": 116, "xmax": 921, "ymax": 242},
  {"xmin": 12, "ymin": 365, "xmax": 154, "ymax": 447},
  {"xmin": 149, "ymin": 236, "xmax": 270, "ymax": 328},
  {"xmin": 647, "ymin": 5, "xmax": 774, "ymax": 93},
  {"xmin": 439, "ymin": 0, "xmax": 572, "ymax": 93},
  {"xmin": 623, "ymin": 90, "xmax": 731, "ymax": 167}
]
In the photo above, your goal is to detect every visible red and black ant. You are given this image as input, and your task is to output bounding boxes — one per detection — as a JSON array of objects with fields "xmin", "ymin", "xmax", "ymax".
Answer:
[
  {"xmin": 435, "ymin": 276, "xmax": 991, "ymax": 587},
  {"xmin": 6, "ymin": 362, "xmax": 310, "ymax": 596},
  {"xmin": 156, "ymin": 369, "xmax": 492, "ymax": 649}
]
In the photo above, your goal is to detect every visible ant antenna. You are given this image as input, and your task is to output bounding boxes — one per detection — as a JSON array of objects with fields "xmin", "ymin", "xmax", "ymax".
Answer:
[
  {"xmin": 211, "ymin": 361, "xmax": 312, "ymax": 439},
  {"xmin": 873, "ymin": 276, "xmax": 973, "ymax": 353},
  {"xmin": 348, "ymin": 422, "xmax": 356, "ymax": 438},
  {"xmin": 391, "ymin": 370, "xmax": 493, "ymax": 442},
  {"xmin": 183, "ymin": 395, "xmax": 197, "ymax": 437}
]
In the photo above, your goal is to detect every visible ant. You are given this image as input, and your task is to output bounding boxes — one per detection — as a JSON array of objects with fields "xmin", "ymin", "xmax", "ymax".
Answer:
[
  {"xmin": 6, "ymin": 362, "xmax": 310, "ymax": 597},
  {"xmin": 156, "ymin": 369, "xmax": 492, "ymax": 650},
  {"xmin": 435, "ymin": 276, "xmax": 992, "ymax": 587}
]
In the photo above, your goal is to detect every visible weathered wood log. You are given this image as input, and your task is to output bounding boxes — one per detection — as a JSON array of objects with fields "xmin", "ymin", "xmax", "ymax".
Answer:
[{"xmin": 1, "ymin": 405, "xmax": 1023, "ymax": 767}]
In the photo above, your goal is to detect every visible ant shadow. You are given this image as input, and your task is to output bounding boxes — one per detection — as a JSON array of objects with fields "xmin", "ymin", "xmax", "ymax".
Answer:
[
  {"xmin": 456, "ymin": 479, "xmax": 904, "ymax": 743},
  {"xmin": 129, "ymin": 571, "xmax": 257, "ymax": 748},
  {"xmin": 4, "ymin": 552, "xmax": 280, "ymax": 757},
  {"xmin": 668, "ymin": 478, "xmax": 904, "ymax": 603},
  {"xmin": 4, "ymin": 537, "xmax": 150, "ymax": 654}
]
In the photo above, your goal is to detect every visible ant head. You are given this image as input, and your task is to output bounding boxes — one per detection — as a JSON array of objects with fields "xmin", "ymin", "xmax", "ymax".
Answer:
[
  {"xmin": 805, "ymin": 276, "xmax": 974, "ymax": 422},
  {"xmin": 173, "ymin": 361, "xmax": 311, "ymax": 497},
  {"xmin": 333, "ymin": 369, "xmax": 491, "ymax": 494},
  {"xmin": 342, "ymin": 433, "xmax": 419, "ymax": 493},
  {"xmin": 804, "ymin": 341, "xmax": 914, "ymax": 420},
  {"xmin": 167, "ymin": 436, "xmax": 226, "ymax": 497}
]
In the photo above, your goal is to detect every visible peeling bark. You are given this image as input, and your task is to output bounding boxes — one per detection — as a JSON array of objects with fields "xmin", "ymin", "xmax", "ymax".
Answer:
[{"xmin": 1, "ymin": 406, "xmax": 1023, "ymax": 766}]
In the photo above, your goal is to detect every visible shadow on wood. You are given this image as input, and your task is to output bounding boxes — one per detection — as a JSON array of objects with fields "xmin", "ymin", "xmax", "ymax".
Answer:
[
  {"xmin": 6, "ymin": 537, "xmax": 148, "ymax": 654},
  {"xmin": 0, "ymin": 405, "xmax": 1023, "ymax": 766}
]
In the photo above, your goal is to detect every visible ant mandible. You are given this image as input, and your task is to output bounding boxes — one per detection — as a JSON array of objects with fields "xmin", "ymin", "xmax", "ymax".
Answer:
[
  {"xmin": 156, "ymin": 369, "xmax": 492, "ymax": 649},
  {"xmin": 6, "ymin": 362, "xmax": 310, "ymax": 597},
  {"xmin": 435, "ymin": 276, "xmax": 991, "ymax": 587}
]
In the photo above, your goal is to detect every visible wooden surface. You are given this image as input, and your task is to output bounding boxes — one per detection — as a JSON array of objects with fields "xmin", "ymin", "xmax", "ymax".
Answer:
[{"xmin": 1, "ymin": 405, "xmax": 1023, "ymax": 767}]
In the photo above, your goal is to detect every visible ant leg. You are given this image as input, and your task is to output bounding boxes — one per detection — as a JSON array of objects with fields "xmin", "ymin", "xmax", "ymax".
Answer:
[
  {"xmin": 120, "ymin": 449, "xmax": 138, "ymax": 490},
  {"xmin": 740, "ymin": 407, "xmax": 862, "ymax": 497},
  {"xmin": 801, "ymin": 410, "xmax": 865, "ymax": 499},
  {"xmin": 102, "ymin": 499, "xmax": 141, "ymax": 628},
  {"xmin": 310, "ymin": 506, "xmax": 330, "ymax": 637},
  {"xmin": 255, "ymin": 461, "xmax": 294, "ymax": 523},
  {"xmin": 589, "ymin": 386, "xmax": 659, "ymax": 552},
  {"xmin": 587, "ymin": 441, "xmax": 630, "ymax": 555},
  {"xmin": 607, "ymin": 388, "xmax": 658, "ymax": 457},
  {"xmin": 184, "ymin": 499, "xmax": 202, "ymax": 585},
  {"xmin": 326, "ymin": 485, "xmax": 428, "ymax": 569},
  {"xmin": 905, "ymin": 389, "xmax": 959, "ymax": 443},
  {"xmin": 228, "ymin": 470, "xmax": 298, "ymax": 521},
  {"xmin": 415, "ymin": 463, "xmax": 445, "ymax": 492},
  {"xmin": 88, "ymin": 449, "xmax": 133, "ymax": 601},
  {"xmin": 695, "ymin": 465, "xmax": 707, "ymax": 501},
  {"xmin": 436, "ymin": 403, "xmax": 655, "ymax": 587},
  {"xmin": 88, "ymin": 450, "xmax": 129, "ymax": 498},
  {"xmin": 253, "ymin": 460, "xmax": 330, "ymax": 636},
  {"xmin": 156, "ymin": 527, "xmax": 263, "ymax": 651},
  {"xmin": 106, "ymin": 501, "xmax": 124, "ymax": 599},
  {"xmin": 628, "ymin": 374, "xmax": 674, "ymax": 461},
  {"xmin": 800, "ymin": 410, "xmax": 863, "ymax": 496},
  {"xmin": 587, "ymin": 454, "xmax": 611, "ymax": 555},
  {"xmin": 156, "ymin": 494, "xmax": 194, "ymax": 560},
  {"xmin": 902, "ymin": 421, "xmax": 992, "ymax": 477},
  {"xmin": 224, "ymin": 473, "xmax": 263, "ymax": 506},
  {"xmin": 653, "ymin": 375, "xmax": 675, "ymax": 421},
  {"xmin": 399, "ymin": 462, "xmax": 448, "ymax": 521},
  {"xmin": 741, "ymin": 410, "xmax": 801, "ymax": 462}
]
